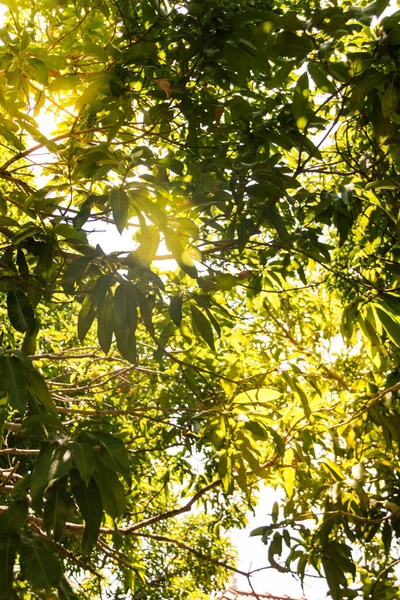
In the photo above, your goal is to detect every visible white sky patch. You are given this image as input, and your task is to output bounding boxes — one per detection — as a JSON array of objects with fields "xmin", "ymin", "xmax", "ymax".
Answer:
[{"xmin": 229, "ymin": 485, "xmax": 328, "ymax": 599}]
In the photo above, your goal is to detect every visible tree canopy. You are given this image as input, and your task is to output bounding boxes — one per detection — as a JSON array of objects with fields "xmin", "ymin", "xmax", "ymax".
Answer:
[{"xmin": 0, "ymin": 0, "xmax": 400, "ymax": 598}]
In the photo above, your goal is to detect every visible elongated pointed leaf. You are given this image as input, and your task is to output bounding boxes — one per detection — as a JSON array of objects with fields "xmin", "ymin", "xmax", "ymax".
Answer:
[
  {"xmin": 78, "ymin": 294, "xmax": 96, "ymax": 342},
  {"xmin": 0, "ymin": 502, "xmax": 28, "ymax": 535},
  {"xmin": 93, "ymin": 432, "xmax": 130, "ymax": 482},
  {"xmin": 190, "ymin": 304, "xmax": 215, "ymax": 350},
  {"xmin": 113, "ymin": 283, "xmax": 137, "ymax": 330},
  {"xmin": 115, "ymin": 327, "xmax": 137, "ymax": 364},
  {"xmin": 92, "ymin": 274, "xmax": 113, "ymax": 308},
  {"xmin": 374, "ymin": 304, "xmax": 400, "ymax": 347},
  {"xmin": 70, "ymin": 470, "xmax": 103, "ymax": 555},
  {"xmin": 72, "ymin": 442, "xmax": 95, "ymax": 486},
  {"xmin": 20, "ymin": 538, "xmax": 62, "ymax": 590},
  {"xmin": 169, "ymin": 295, "xmax": 183, "ymax": 326},
  {"xmin": 7, "ymin": 290, "xmax": 35, "ymax": 333},
  {"xmin": 0, "ymin": 534, "xmax": 19, "ymax": 599},
  {"xmin": 25, "ymin": 365, "xmax": 58, "ymax": 415},
  {"xmin": 0, "ymin": 355, "xmax": 28, "ymax": 414},
  {"xmin": 97, "ymin": 292, "xmax": 114, "ymax": 353},
  {"xmin": 110, "ymin": 188, "xmax": 129, "ymax": 234},
  {"xmin": 31, "ymin": 445, "xmax": 72, "ymax": 512},
  {"xmin": 93, "ymin": 463, "xmax": 126, "ymax": 519},
  {"xmin": 43, "ymin": 478, "xmax": 72, "ymax": 541}
]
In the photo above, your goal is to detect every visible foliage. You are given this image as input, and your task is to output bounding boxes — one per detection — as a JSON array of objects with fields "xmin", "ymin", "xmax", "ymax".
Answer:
[{"xmin": 0, "ymin": 0, "xmax": 399, "ymax": 598}]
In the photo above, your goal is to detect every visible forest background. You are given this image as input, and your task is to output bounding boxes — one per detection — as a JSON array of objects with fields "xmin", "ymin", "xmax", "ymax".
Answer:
[{"xmin": 0, "ymin": 0, "xmax": 400, "ymax": 599}]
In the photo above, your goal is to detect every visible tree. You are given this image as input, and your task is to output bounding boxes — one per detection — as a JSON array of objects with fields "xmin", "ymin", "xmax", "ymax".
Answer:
[{"xmin": 0, "ymin": 0, "xmax": 399, "ymax": 597}]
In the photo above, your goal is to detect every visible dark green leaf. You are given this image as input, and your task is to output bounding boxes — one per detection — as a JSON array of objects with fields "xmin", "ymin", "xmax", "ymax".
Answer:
[
  {"xmin": 0, "ymin": 502, "xmax": 28, "ymax": 535},
  {"xmin": 190, "ymin": 304, "xmax": 215, "ymax": 351},
  {"xmin": 16, "ymin": 249, "xmax": 29, "ymax": 276},
  {"xmin": 78, "ymin": 294, "xmax": 96, "ymax": 341},
  {"xmin": 7, "ymin": 290, "xmax": 35, "ymax": 333},
  {"xmin": 31, "ymin": 445, "xmax": 72, "ymax": 512},
  {"xmin": 70, "ymin": 470, "xmax": 103, "ymax": 555},
  {"xmin": 25, "ymin": 365, "xmax": 58, "ymax": 415},
  {"xmin": 0, "ymin": 535, "xmax": 19, "ymax": 599},
  {"xmin": 43, "ymin": 478, "xmax": 72, "ymax": 541},
  {"xmin": 20, "ymin": 538, "xmax": 62, "ymax": 589},
  {"xmin": 72, "ymin": 442, "xmax": 95, "ymax": 486},
  {"xmin": 308, "ymin": 62, "xmax": 336, "ymax": 94},
  {"xmin": 135, "ymin": 286, "xmax": 154, "ymax": 335},
  {"xmin": 93, "ymin": 432, "xmax": 130, "ymax": 483},
  {"xmin": 169, "ymin": 295, "xmax": 183, "ymax": 326},
  {"xmin": 92, "ymin": 274, "xmax": 113, "ymax": 308},
  {"xmin": 73, "ymin": 197, "xmax": 93, "ymax": 230},
  {"xmin": 273, "ymin": 32, "xmax": 312, "ymax": 59},
  {"xmin": 115, "ymin": 327, "xmax": 137, "ymax": 364},
  {"xmin": 113, "ymin": 283, "xmax": 137, "ymax": 331},
  {"xmin": 0, "ymin": 355, "xmax": 28, "ymax": 414},
  {"xmin": 97, "ymin": 292, "xmax": 114, "ymax": 353},
  {"xmin": 93, "ymin": 463, "xmax": 126, "ymax": 519}
]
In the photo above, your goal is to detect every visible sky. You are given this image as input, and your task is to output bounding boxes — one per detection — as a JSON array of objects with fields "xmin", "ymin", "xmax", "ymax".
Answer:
[{"xmin": 227, "ymin": 485, "xmax": 329, "ymax": 600}]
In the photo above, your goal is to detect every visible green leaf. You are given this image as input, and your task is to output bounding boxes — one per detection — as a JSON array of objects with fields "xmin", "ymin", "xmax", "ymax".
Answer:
[
  {"xmin": 16, "ymin": 249, "xmax": 29, "ymax": 275},
  {"xmin": 245, "ymin": 420, "xmax": 268, "ymax": 439},
  {"xmin": 0, "ymin": 355, "xmax": 28, "ymax": 414},
  {"xmin": 7, "ymin": 290, "xmax": 35, "ymax": 333},
  {"xmin": 43, "ymin": 478, "xmax": 71, "ymax": 541},
  {"xmin": 250, "ymin": 526, "xmax": 268, "ymax": 537},
  {"xmin": 322, "ymin": 559, "xmax": 345, "ymax": 600},
  {"xmin": 113, "ymin": 283, "xmax": 137, "ymax": 331},
  {"xmin": 93, "ymin": 432, "xmax": 130, "ymax": 483},
  {"xmin": 70, "ymin": 470, "xmax": 103, "ymax": 555},
  {"xmin": 0, "ymin": 502, "xmax": 28, "ymax": 535},
  {"xmin": 135, "ymin": 287, "xmax": 154, "ymax": 335},
  {"xmin": 21, "ymin": 322, "xmax": 39, "ymax": 356},
  {"xmin": 169, "ymin": 295, "xmax": 183, "ymax": 326},
  {"xmin": 308, "ymin": 62, "xmax": 336, "ymax": 94},
  {"xmin": 123, "ymin": 41, "xmax": 157, "ymax": 62},
  {"xmin": 268, "ymin": 61, "xmax": 295, "ymax": 88},
  {"xmin": 93, "ymin": 464, "xmax": 126, "ymax": 519},
  {"xmin": 273, "ymin": 32, "xmax": 312, "ymax": 59},
  {"xmin": 0, "ymin": 535, "xmax": 19, "ymax": 599},
  {"xmin": 72, "ymin": 442, "xmax": 95, "ymax": 486},
  {"xmin": 78, "ymin": 294, "xmax": 96, "ymax": 341},
  {"xmin": 382, "ymin": 83, "xmax": 398, "ymax": 117},
  {"xmin": 97, "ymin": 292, "xmax": 114, "ymax": 353},
  {"xmin": 20, "ymin": 538, "xmax": 62, "ymax": 590},
  {"xmin": 165, "ymin": 231, "xmax": 198, "ymax": 279},
  {"xmin": 115, "ymin": 327, "xmax": 137, "ymax": 364},
  {"xmin": 233, "ymin": 388, "xmax": 282, "ymax": 405},
  {"xmin": 25, "ymin": 365, "xmax": 58, "ymax": 415},
  {"xmin": 110, "ymin": 188, "xmax": 129, "ymax": 234},
  {"xmin": 190, "ymin": 304, "xmax": 215, "ymax": 350},
  {"xmin": 31, "ymin": 445, "xmax": 72, "ymax": 512},
  {"xmin": 374, "ymin": 304, "xmax": 400, "ymax": 347},
  {"xmin": 30, "ymin": 447, "xmax": 56, "ymax": 512},
  {"xmin": 92, "ymin": 274, "xmax": 113, "ymax": 308},
  {"xmin": 73, "ymin": 197, "xmax": 93, "ymax": 230}
]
